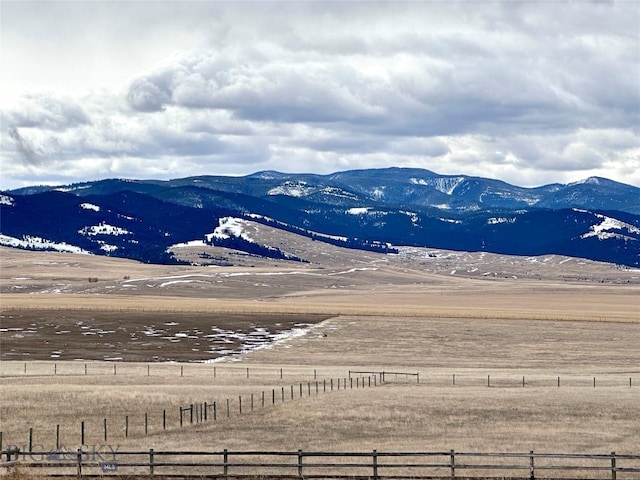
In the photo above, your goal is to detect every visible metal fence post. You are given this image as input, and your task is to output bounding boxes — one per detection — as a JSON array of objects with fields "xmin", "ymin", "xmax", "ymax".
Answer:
[
  {"xmin": 150, "ymin": 448, "xmax": 154, "ymax": 476},
  {"xmin": 298, "ymin": 449, "xmax": 303, "ymax": 479},
  {"xmin": 611, "ymin": 451, "xmax": 617, "ymax": 480}
]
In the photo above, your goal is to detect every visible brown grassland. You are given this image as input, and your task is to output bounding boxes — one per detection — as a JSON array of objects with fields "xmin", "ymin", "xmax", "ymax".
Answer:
[{"xmin": 0, "ymin": 243, "xmax": 639, "ymax": 478}]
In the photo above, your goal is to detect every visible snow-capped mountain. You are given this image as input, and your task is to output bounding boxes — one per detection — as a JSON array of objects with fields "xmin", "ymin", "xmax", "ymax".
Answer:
[{"xmin": 2, "ymin": 168, "xmax": 639, "ymax": 266}]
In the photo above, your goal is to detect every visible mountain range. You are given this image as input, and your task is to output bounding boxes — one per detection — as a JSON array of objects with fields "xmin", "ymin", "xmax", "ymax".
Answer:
[{"xmin": 1, "ymin": 167, "xmax": 639, "ymax": 267}]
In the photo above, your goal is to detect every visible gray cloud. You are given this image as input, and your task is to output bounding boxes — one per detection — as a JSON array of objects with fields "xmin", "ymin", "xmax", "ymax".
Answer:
[
  {"xmin": 4, "ymin": 91, "xmax": 91, "ymax": 131},
  {"xmin": 7, "ymin": 126, "xmax": 39, "ymax": 165},
  {"xmin": 1, "ymin": 1, "xmax": 639, "ymax": 189}
]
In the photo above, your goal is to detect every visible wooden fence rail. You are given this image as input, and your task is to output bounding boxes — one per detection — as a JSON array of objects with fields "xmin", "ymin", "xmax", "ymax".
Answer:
[{"xmin": 1, "ymin": 449, "xmax": 639, "ymax": 479}]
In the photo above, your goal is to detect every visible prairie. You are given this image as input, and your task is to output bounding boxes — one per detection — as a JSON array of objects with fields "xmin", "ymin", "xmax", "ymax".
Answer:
[{"xmin": 0, "ymin": 245, "xmax": 639, "ymax": 472}]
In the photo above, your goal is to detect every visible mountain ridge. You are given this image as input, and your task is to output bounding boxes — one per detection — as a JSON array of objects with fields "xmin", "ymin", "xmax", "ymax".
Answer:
[{"xmin": 2, "ymin": 168, "xmax": 639, "ymax": 267}]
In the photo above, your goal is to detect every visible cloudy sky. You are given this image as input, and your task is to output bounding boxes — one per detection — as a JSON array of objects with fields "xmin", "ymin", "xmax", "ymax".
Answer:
[{"xmin": 1, "ymin": 1, "xmax": 639, "ymax": 190}]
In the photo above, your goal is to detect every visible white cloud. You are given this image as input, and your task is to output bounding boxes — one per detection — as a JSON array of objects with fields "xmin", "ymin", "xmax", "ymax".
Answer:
[{"xmin": 1, "ymin": 1, "xmax": 638, "ymax": 190}]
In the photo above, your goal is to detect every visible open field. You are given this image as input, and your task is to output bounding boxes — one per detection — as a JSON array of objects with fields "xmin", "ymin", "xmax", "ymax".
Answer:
[{"xmin": 1, "ymin": 246, "xmax": 639, "ymax": 477}]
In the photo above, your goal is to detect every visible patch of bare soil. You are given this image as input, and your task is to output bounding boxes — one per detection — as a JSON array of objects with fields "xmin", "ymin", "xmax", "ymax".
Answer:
[{"xmin": 0, "ymin": 311, "xmax": 329, "ymax": 362}]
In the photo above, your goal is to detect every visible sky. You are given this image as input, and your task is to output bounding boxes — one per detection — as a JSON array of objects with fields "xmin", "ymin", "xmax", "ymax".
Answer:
[{"xmin": 1, "ymin": 1, "xmax": 639, "ymax": 191}]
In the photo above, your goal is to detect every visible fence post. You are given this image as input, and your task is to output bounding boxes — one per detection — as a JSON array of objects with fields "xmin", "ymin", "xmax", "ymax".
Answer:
[
  {"xmin": 179, "ymin": 407, "xmax": 183, "ymax": 427},
  {"xmin": 529, "ymin": 450, "xmax": 535, "ymax": 480},
  {"xmin": 226, "ymin": 399, "xmax": 230, "ymax": 417},
  {"xmin": 76, "ymin": 448, "xmax": 83, "ymax": 477},
  {"xmin": 190, "ymin": 404, "xmax": 194, "ymax": 423},
  {"xmin": 56, "ymin": 424, "xmax": 60, "ymax": 449},
  {"xmin": 149, "ymin": 448, "xmax": 154, "ymax": 476},
  {"xmin": 223, "ymin": 449, "xmax": 228, "ymax": 477},
  {"xmin": 239, "ymin": 396, "xmax": 242, "ymax": 414},
  {"xmin": 104, "ymin": 418, "xmax": 107, "ymax": 442},
  {"xmin": 372, "ymin": 449, "xmax": 378, "ymax": 480},
  {"xmin": 145, "ymin": 413, "xmax": 148, "ymax": 435},
  {"xmin": 29, "ymin": 427, "xmax": 33, "ymax": 452},
  {"xmin": 297, "ymin": 449, "xmax": 303, "ymax": 479},
  {"xmin": 251, "ymin": 394, "xmax": 254, "ymax": 411},
  {"xmin": 611, "ymin": 451, "xmax": 616, "ymax": 480},
  {"xmin": 204, "ymin": 402, "xmax": 208, "ymax": 421},
  {"xmin": 214, "ymin": 401, "xmax": 217, "ymax": 421},
  {"xmin": 450, "ymin": 449, "xmax": 455, "ymax": 478},
  {"xmin": 125, "ymin": 416, "xmax": 129, "ymax": 438}
]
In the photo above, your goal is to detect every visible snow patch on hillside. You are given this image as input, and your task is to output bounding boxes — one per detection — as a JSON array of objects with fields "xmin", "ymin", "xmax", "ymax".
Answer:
[
  {"xmin": 99, "ymin": 243, "xmax": 118, "ymax": 252},
  {"xmin": 79, "ymin": 223, "xmax": 131, "ymax": 236},
  {"xmin": 346, "ymin": 207, "xmax": 370, "ymax": 215},
  {"xmin": 170, "ymin": 240, "xmax": 208, "ymax": 248},
  {"xmin": 487, "ymin": 217, "xmax": 516, "ymax": 225},
  {"xmin": 0, "ymin": 234, "xmax": 90, "ymax": 254},
  {"xmin": 401, "ymin": 210, "xmax": 419, "ymax": 224},
  {"xmin": 268, "ymin": 181, "xmax": 312, "ymax": 197},
  {"xmin": 207, "ymin": 217, "xmax": 253, "ymax": 242},
  {"xmin": 80, "ymin": 203, "xmax": 100, "ymax": 211},
  {"xmin": 1, "ymin": 194, "xmax": 15, "ymax": 206},
  {"xmin": 370, "ymin": 187, "xmax": 385, "ymax": 199},
  {"xmin": 580, "ymin": 214, "xmax": 640, "ymax": 241},
  {"xmin": 411, "ymin": 176, "xmax": 465, "ymax": 195}
]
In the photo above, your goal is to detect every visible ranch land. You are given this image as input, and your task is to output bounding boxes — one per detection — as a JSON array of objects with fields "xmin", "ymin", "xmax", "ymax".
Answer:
[{"xmin": 0, "ymin": 244, "xmax": 639, "ymax": 478}]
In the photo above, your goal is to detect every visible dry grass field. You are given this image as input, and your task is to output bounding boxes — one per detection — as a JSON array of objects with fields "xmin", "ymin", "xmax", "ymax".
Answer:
[{"xmin": 1, "ymin": 244, "xmax": 639, "ymax": 477}]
